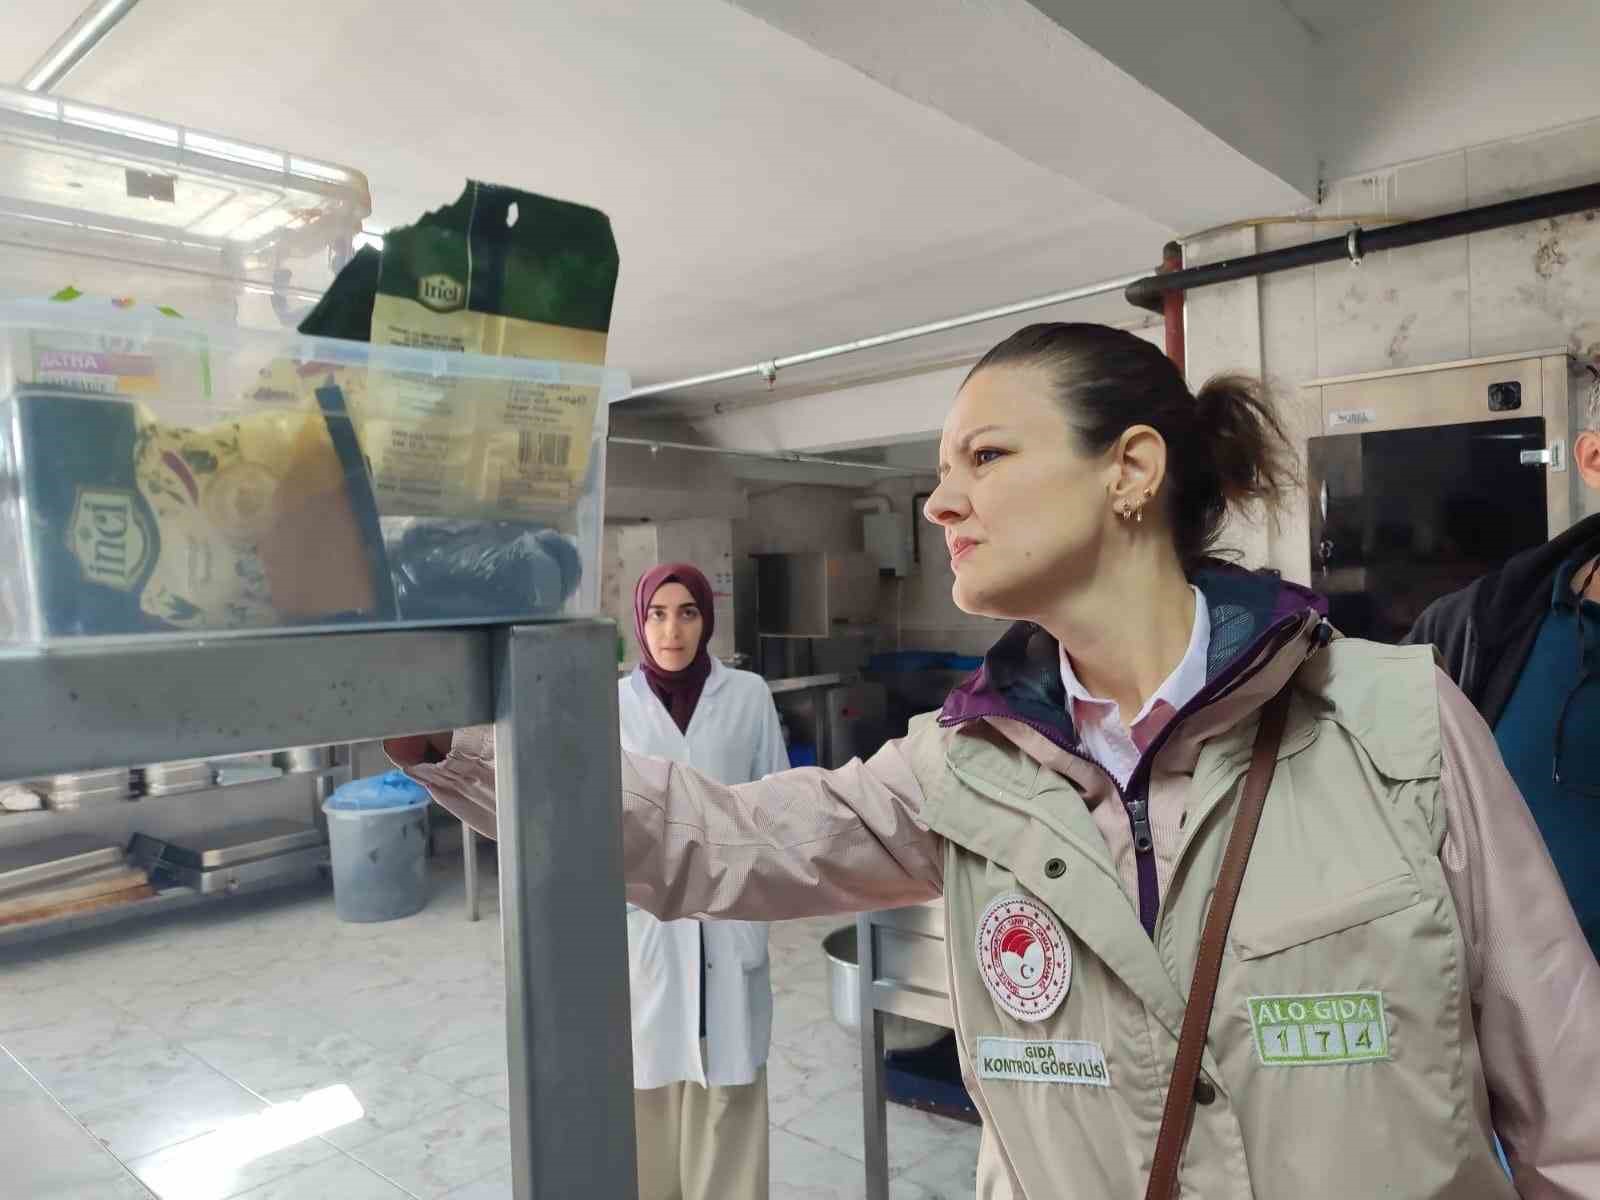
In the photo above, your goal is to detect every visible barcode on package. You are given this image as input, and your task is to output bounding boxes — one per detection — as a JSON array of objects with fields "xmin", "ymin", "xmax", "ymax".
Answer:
[{"xmin": 518, "ymin": 431, "xmax": 573, "ymax": 468}]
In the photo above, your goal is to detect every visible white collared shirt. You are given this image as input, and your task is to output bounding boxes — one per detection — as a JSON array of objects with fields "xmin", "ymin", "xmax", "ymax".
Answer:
[{"xmin": 1059, "ymin": 587, "xmax": 1211, "ymax": 788}]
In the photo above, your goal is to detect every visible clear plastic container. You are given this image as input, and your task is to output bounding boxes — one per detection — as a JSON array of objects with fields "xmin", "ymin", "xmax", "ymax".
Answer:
[
  {"xmin": 0, "ymin": 83, "xmax": 371, "ymax": 327},
  {"xmin": 0, "ymin": 301, "xmax": 624, "ymax": 645}
]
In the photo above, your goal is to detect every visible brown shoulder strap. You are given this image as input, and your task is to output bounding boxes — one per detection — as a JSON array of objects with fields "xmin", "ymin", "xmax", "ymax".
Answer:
[{"xmin": 1143, "ymin": 687, "xmax": 1292, "ymax": 1200}]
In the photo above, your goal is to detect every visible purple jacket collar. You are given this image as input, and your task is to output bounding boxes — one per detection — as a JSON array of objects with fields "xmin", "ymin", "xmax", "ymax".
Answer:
[{"xmin": 939, "ymin": 562, "xmax": 1328, "ymax": 751}]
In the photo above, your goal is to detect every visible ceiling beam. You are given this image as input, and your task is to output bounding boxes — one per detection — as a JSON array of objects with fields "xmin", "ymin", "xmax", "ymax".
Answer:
[{"xmin": 729, "ymin": 0, "xmax": 1317, "ymax": 232}]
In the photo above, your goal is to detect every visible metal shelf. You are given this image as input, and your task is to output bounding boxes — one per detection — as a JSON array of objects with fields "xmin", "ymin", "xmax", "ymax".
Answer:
[
  {"xmin": 0, "ymin": 621, "xmax": 634, "ymax": 1200},
  {"xmin": 0, "ymin": 629, "xmax": 495, "ymax": 781},
  {"xmin": 0, "ymin": 878, "xmax": 321, "ymax": 952},
  {"xmin": 0, "ymin": 766, "xmax": 347, "ymax": 832},
  {"xmin": 0, "ymin": 806, "xmax": 106, "ymax": 831}
]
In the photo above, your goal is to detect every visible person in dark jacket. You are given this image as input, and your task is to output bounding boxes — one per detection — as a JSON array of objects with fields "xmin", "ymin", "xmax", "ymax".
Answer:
[{"xmin": 1406, "ymin": 381, "xmax": 1600, "ymax": 959}]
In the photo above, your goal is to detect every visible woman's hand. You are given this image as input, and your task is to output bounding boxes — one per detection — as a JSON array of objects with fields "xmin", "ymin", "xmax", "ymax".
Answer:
[{"xmin": 384, "ymin": 731, "xmax": 456, "ymax": 767}]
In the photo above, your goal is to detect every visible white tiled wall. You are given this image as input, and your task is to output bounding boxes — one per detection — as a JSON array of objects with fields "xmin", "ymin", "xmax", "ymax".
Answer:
[{"xmin": 865, "ymin": 479, "xmax": 1004, "ymax": 660}]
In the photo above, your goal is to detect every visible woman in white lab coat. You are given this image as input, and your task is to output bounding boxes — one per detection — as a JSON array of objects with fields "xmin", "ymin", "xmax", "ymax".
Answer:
[{"xmin": 622, "ymin": 562, "xmax": 788, "ymax": 1200}]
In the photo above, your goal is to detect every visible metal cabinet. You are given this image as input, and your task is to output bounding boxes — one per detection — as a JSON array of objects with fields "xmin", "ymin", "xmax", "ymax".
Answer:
[{"xmin": 1303, "ymin": 349, "xmax": 1586, "ymax": 641}]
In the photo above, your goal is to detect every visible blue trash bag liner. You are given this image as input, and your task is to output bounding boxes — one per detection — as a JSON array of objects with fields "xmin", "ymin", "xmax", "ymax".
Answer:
[{"xmin": 325, "ymin": 770, "xmax": 431, "ymax": 812}]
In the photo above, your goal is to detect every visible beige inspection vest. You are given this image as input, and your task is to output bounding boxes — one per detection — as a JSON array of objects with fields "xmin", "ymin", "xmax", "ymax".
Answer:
[{"xmin": 904, "ymin": 635, "xmax": 1512, "ymax": 1199}]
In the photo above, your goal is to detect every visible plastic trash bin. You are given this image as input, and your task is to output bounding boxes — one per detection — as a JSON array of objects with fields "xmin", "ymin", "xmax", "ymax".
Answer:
[{"xmin": 323, "ymin": 771, "xmax": 431, "ymax": 922}]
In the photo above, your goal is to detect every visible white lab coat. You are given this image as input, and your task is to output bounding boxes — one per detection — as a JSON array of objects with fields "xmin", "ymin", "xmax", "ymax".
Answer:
[{"xmin": 619, "ymin": 660, "xmax": 790, "ymax": 1090}]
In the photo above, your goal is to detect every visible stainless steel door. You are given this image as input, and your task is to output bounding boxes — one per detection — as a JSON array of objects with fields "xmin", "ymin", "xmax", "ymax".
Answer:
[{"xmin": 1308, "ymin": 417, "xmax": 1549, "ymax": 641}]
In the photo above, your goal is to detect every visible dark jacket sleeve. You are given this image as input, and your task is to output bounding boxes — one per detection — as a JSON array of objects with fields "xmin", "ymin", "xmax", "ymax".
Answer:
[{"xmin": 1403, "ymin": 582, "xmax": 1478, "ymax": 688}]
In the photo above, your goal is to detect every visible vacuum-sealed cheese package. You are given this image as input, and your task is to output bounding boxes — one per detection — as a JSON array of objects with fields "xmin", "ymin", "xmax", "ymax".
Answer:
[
  {"xmin": 297, "ymin": 180, "xmax": 620, "ymax": 623},
  {"xmin": 7, "ymin": 380, "xmax": 391, "ymax": 637},
  {"xmin": 362, "ymin": 181, "xmax": 618, "ymax": 521}
]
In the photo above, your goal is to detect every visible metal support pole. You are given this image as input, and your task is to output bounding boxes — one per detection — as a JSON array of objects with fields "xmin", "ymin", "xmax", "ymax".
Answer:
[
  {"xmin": 1159, "ymin": 241, "xmax": 1186, "ymax": 379},
  {"xmin": 858, "ymin": 911, "xmax": 891, "ymax": 1200},
  {"xmin": 464, "ymin": 825, "xmax": 481, "ymax": 923},
  {"xmin": 495, "ymin": 622, "xmax": 637, "ymax": 1200},
  {"xmin": 815, "ymin": 689, "xmax": 833, "ymax": 771}
]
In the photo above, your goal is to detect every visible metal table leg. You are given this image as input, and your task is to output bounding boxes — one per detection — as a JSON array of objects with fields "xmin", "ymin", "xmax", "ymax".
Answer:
[
  {"xmin": 464, "ymin": 825, "xmax": 480, "ymax": 923},
  {"xmin": 858, "ymin": 911, "xmax": 890, "ymax": 1200},
  {"xmin": 495, "ymin": 623, "xmax": 637, "ymax": 1199},
  {"xmin": 816, "ymin": 689, "xmax": 833, "ymax": 769}
]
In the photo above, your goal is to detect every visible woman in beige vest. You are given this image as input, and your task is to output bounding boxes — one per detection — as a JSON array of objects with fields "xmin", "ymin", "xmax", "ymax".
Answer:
[{"xmin": 392, "ymin": 323, "xmax": 1599, "ymax": 1199}]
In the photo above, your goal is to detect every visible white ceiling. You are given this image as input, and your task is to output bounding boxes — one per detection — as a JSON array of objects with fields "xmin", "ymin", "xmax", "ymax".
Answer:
[
  {"xmin": 6, "ymin": 0, "xmax": 1600, "ymax": 415},
  {"xmin": 0, "ymin": 0, "xmax": 86, "ymax": 77},
  {"xmin": 1280, "ymin": 0, "xmax": 1400, "ymax": 38},
  {"xmin": 4, "ymin": 0, "xmax": 1178, "ymax": 393}
]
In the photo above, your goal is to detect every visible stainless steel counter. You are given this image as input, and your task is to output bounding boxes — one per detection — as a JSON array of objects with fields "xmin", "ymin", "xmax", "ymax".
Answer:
[
  {"xmin": 857, "ymin": 901, "xmax": 954, "ymax": 1199},
  {"xmin": 766, "ymin": 671, "xmax": 846, "ymax": 695}
]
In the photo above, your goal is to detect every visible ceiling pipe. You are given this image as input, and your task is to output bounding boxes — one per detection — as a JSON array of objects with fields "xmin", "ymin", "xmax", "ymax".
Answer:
[
  {"xmin": 623, "ymin": 270, "xmax": 1153, "ymax": 401},
  {"xmin": 627, "ymin": 180, "xmax": 1600, "ymax": 404},
  {"xmin": 1127, "ymin": 179, "xmax": 1600, "ymax": 312},
  {"xmin": 607, "ymin": 436, "xmax": 927, "ymax": 476},
  {"xmin": 1158, "ymin": 240, "xmax": 1185, "ymax": 378},
  {"xmin": 852, "ymin": 496, "xmax": 893, "ymax": 514},
  {"xmin": 20, "ymin": 0, "xmax": 144, "ymax": 93}
]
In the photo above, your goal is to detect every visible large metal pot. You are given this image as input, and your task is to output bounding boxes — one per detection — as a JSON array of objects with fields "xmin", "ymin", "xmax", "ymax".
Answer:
[
  {"xmin": 823, "ymin": 924, "xmax": 947, "ymax": 1050},
  {"xmin": 273, "ymin": 745, "xmax": 335, "ymax": 773},
  {"xmin": 824, "ymin": 925, "xmax": 862, "ymax": 1031}
]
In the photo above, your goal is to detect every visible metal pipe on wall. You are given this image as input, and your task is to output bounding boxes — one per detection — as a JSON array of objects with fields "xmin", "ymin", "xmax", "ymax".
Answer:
[
  {"xmin": 608, "ymin": 435, "xmax": 926, "ymax": 475},
  {"xmin": 19, "ymin": 0, "xmax": 143, "ymax": 93},
  {"xmin": 1126, "ymin": 179, "xmax": 1600, "ymax": 312},
  {"xmin": 628, "ymin": 178, "xmax": 1600, "ymax": 407},
  {"xmin": 623, "ymin": 271, "xmax": 1153, "ymax": 400},
  {"xmin": 1159, "ymin": 240, "xmax": 1186, "ymax": 376}
]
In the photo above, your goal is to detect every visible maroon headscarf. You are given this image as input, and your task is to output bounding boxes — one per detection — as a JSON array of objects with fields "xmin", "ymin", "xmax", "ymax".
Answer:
[{"xmin": 634, "ymin": 563, "xmax": 716, "ymax": 734}]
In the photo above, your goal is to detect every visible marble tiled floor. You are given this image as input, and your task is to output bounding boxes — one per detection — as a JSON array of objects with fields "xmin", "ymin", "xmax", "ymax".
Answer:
[{"xmin": 0, "ymin": 844, "xmax": 978, "ymax": 1199}]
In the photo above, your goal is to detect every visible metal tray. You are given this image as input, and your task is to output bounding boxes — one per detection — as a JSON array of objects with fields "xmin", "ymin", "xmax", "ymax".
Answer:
[
  {"xmin": 140, "ymin": 761, "xmax": 212, "ymax": 791},
  {"xmin": 34, "ymin": 769, "xmax": 132, "ymax": 795},
  {"xmin": 133, "ymin": 820, "xmax": 322, "ymax": 871},
  {"xmin": 172, "ymin": 845, "xmax": 328, "ymax": 894},
  {"xmin": 141, "ymin": 781, "xmax": 210, "ymax": 797},
  {"xmin": 45, "ymin": 787, "xmax": 134, "ymax": 809},
  {"xmin": 0, "ymin": 835, "xmax": 123, "ymax": 896},
  {"xmin": 36, "ymin": 774, "xmax": 129, "ymax": 793}
]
